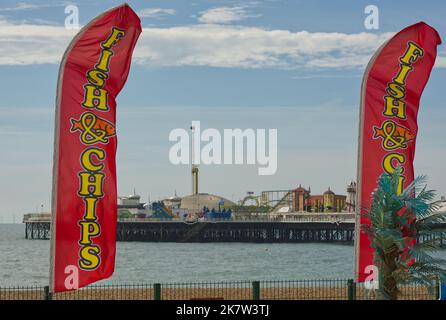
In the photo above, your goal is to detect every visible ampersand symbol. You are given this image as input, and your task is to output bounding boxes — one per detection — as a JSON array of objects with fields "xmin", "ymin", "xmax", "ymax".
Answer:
[
  {"xmin": 381, "ymin": 120, "xmax": 407, "ymax": 150},
  {"xmin": 80, "ymin": 112, "xmax": 108, "ymax": 144}
]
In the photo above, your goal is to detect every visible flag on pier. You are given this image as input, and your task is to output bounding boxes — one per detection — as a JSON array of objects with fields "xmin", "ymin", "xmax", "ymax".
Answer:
[
  {"xmin": 50, "ymin": 4, "xmax": 141, "ymax": 292},
  {"xmin": 355, "ymin": 22, "xmax": 441, "ymax": 282}
]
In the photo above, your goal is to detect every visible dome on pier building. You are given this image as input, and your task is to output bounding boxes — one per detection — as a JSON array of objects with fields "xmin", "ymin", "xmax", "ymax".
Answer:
[
  {"xmin": 180, "ymin": 193, "xmax": 236, "ymax": 213},
  {"xmin": 323, "ymin": 187, "xmax": 335, "ymax": 209},
  {"xmin": 161, "ymin": 194, "xmax": 182, "ymax": 209}
]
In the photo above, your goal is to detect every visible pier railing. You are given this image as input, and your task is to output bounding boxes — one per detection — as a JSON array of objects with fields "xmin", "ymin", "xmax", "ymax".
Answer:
[
  {"xmin": 24, "ymin": 214, "xmax": 356, "ymax": 241},
  {"xmin": 0, "ymin": 278, "xmax": 438, "ymax": 300},
  {"xmin": 117, "ymin": 213, "xmax": 356, "ymax": 224},
  {"xmin": 23, "ymin": 213, "xmax": 356, "ymax": 224}
]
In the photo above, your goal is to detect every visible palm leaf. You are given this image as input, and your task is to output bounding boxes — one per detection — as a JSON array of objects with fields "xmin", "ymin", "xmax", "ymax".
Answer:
[{"xmin": 363, "ymin": 168, "xmax": 446, "ymax": 299}]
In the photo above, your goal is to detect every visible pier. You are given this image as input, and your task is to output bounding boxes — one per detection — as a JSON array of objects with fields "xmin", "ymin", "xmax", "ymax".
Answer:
[
  {"xmin": 23, "ymin": 213, "xmax": 355, "ymax": 243},
  {"xmin": 23, "ymin": 213, "xmax": 51, "ymax": 240}
]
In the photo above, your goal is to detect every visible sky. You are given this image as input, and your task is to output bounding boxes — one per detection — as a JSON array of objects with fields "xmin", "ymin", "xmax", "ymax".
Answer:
[{"xmin": 0, "ymin": 0, "xmax": 445, "ymax": 223}]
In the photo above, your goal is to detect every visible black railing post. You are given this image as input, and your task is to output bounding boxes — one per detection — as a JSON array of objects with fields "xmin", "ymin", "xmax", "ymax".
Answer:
[
  {"xmin": 44, "ymin": 286, "xmax": 52, "ymax": 300},
  {"xmin": 347, "ymin": 279, "xmax": 356, "ymax": 300},
  {"xmin": 154, "ymin": 283, "xmax": 161, "ymax": 300},
  {"xmin": 435, "ymin": 278, "xmax": 440, "ymax": 300},
  {"xmin": 252, "ymin": 281, "xmax": 260, "ymax": 300}
]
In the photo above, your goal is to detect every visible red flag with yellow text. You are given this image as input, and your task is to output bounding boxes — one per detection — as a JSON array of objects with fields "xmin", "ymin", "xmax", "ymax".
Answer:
[
  {"xmin": 50, "ymin": 4, "xmax": 141, "ymax": 292},
  {"xmin": 355, "ymin": 22, "xmax": 441, "ymax": 282}
]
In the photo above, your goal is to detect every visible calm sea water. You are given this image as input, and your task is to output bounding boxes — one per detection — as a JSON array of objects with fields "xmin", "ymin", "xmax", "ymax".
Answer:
[{"xmin": 0, "ymin": 224, "xmax": 354, "ymax": 286}]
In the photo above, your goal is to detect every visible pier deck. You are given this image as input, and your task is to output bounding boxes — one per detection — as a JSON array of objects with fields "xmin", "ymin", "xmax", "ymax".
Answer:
[{"xmin": 23, "ymin": 213, "xmax": 355, "ymax": 243}]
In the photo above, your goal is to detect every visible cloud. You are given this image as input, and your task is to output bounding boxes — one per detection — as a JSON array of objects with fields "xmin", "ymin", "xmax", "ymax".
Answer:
[
  {"xmin": 197, "ymin": 6, "xmax": 261, "ymax": 24},
  {"xmin": 0, "ymin": 19, "xmax": 76, "ymax": 65},
  {"xmin": 0, "ymin": 2, "xmax": 51, "ymax": 12},
  {"xmin": 137, "ymin": 8, "xmax": 176, "ymax": 19},
  {"xmin": 291, "ymin": 73, "xmax": 362, "ymax": 80},
  {"xmin": 134, "ymin": 25, "xmax": 394, "ymax": 69},
  {"xmin": 2, "ymin": 18, "xmax": 442, "ymax": 71},
  {"xmin": 435, "ymin": 56, "xmax": 446, "ymax": 68}
]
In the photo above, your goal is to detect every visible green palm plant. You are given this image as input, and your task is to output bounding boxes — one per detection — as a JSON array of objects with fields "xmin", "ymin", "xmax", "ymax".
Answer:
[{"xmin": 362, "ymin": 167, "xmax": 446, "ymax": 300}]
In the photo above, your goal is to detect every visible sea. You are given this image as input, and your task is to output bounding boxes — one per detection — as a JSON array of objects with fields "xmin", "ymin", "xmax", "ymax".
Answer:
[{"xmin": 0, "ymin": 224, "xmax": 354, "ymax": 287}]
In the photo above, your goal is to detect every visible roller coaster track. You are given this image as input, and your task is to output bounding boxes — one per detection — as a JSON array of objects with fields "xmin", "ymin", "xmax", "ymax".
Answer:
[
  {"xmin": 241, "ymin": 195, "xmax": 260, "ymax": 207},
  {"xmin": 269, "ymin": 190, "xmax": 293, "ymax": 214}
]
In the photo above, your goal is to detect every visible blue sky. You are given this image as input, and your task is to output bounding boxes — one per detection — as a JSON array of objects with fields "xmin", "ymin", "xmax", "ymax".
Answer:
[{"xmin": 0, "ymin": 0, "xmax": 445, "ymax": 222}]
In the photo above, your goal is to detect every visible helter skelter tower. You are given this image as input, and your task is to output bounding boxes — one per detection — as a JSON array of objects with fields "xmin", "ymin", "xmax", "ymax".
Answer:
[
  {"xmin": 191, "ymin": 125, "xmax": 199, "ymax": 195},
  {"xmin": 346, "ymin": 181, "xmax": 357, "ymax": 213}
]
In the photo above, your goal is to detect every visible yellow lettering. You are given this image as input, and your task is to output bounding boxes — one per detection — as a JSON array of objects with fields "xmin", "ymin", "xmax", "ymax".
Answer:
[
  {"xmin": 383, "ymin": 153, "xmax": 406, "ymax": 194},
  {"xmin": 400, "ymin": 41, "xmax": 424, "ymax": 65},
  {"xmin": 79, "ymin": 221, "xmax": 100, "ymax": 245},
  {"xmin": 84, "ymin": 197, "xmax": 98, "ymax": 220},
  {"xmin": 79, "ymin": 246, "xmax": 101, "ymax": 270},
  {"xmin": 383, "ymin": 96, "xmax": 406, "ymax": 119},
  {"xmin": 82, "ymin": 85, "xmax": 108, "ymax": 111},
  {"xmin": 386, "ymin": 83, "xmax": 405, "ymax": 99},
  {"xmin": 77, "ymin": 27, "xmax": 128, "ymax": 271},
  {"xmin": 81, "ymin": 148, "xmax": 105, "ymax": 172},
  {"xmin": 101, "ymin": 27, "xmax": 126, "ymax": 49},
  {"xmin": 96, "ymin": 50, "xmax": 113, "ymax": 73},
  {"xmin": 86, "ymin": 69, "xmax": 108, "ymax": 88},
  {"xmin": 78, "ymin": 172, "xmax": 104, "ymax": 197},
  {"xmin": 393, "ymin": 64, "xmax": 413, "ymax": 86}
]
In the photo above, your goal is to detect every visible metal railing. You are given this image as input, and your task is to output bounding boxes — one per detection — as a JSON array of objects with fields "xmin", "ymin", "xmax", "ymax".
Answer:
[
  {"xmin": 355, "ymin": 281, "xmax": 438, "ymax": 300},
  {"xmin": 260, "ymin": 279, "xmax": 350, "ymax": 300},
  {"xmin": 23, "ymin": 213, "xmax": 356, "ymax": 224},
  {"xmin": 0, "ymin": 278, "xmax": 438, "ymax": 300},
  {"xmin": 118, "ymin": 214, "xmax": 356, "ymax": 224}
]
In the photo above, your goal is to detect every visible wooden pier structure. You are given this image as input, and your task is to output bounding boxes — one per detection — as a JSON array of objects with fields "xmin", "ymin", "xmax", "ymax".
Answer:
[
  {"xmin": 23, "ymin": 213, "xmax": 51, "ymax": 240},
  {"xmin": 116, "ymin": 220, "xmax": 355, "ymax": 243},
  {"xmin": 23, "ymin": 212, "xmax": 446, "ymax": 245},
  {"xmin": 23, "ymin": 213, "xmax": 355, "ymax": 243}
]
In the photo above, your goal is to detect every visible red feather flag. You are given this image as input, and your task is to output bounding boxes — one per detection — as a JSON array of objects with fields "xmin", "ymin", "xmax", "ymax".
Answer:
[
  {"xmin": 355, "ymin": 22, "xmax": 441, "ymax": 282},
  {"xmin": 50, "ymin": 4, "xmax": 141, "ymax": 292}
]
